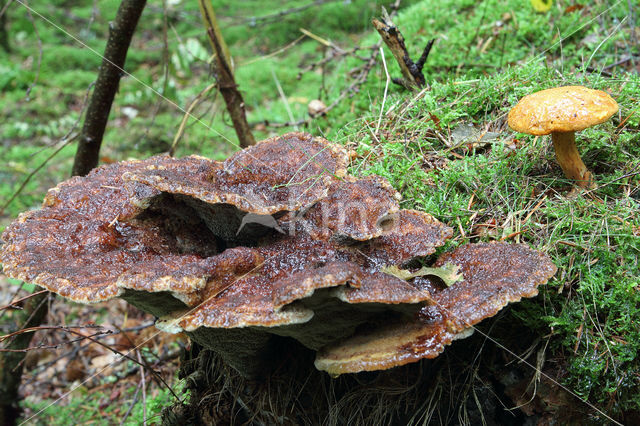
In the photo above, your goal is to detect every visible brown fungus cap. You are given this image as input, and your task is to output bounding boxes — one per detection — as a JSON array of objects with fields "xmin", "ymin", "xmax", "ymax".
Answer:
[
  {"xmin": 356, "ymin": 209, "xmax": 453, "ymax": 266},
  {"xmin": 159, "ymin": 233, "xmax": 432, "ymax": 335},
  {"xmin": 124, "ymin": 132, "xmax": 350, "ymax": 216},
  {"xmin": 508, "ymin": 85, "xmax": 618, "ymax": 136},
  {"xmin": 0, "ymin": 159, "xmax": 215, "ymax": 304},
  {"xmin": 284, "ymin": 175, "xmax": 402, "ymax": 242},
  {"xmin": 1, "ymin": 132, "xmax": 557, "ymax": 379},
  {"xmin": 314, "ymin": 242, "xmax": 556, "ymax": 375},
  {"xmin": 123, "ymin": 133, "xmax": 351, "ymax": 242}
]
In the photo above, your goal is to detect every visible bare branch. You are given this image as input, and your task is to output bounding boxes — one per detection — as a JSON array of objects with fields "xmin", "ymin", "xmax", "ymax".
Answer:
[
  {"xmin": 199, "ymin": 0, "xmax": 255, "ymax": 148},
  {"xmin": 372, "ymin": 7, "xmax": 434, "ymax": 90},
  {"xmin": 72, "ymin": 0, "xmax": 147, "ymax": 177}
]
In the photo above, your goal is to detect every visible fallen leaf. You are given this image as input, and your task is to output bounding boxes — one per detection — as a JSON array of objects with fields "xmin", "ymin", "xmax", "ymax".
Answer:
[
  {"xmin": 564, "ymin": 4, "xmax": 584, "ymax": 13},
  {"xmin": 530, "ymin": 0, "xmax": 552, "ymax": 13},
  {"xmin": 382, "ymin": 263, "xmax": 464, "ymax": 287},
  {"xmin": 448, "ymin": 122, "xmax": 500, "ymax": 150}
]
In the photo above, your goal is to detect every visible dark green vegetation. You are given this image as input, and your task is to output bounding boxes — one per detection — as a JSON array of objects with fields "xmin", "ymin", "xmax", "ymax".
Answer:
[{"xmin": 1, "ymin": 0, "xmax": 638, "ymax": 423}]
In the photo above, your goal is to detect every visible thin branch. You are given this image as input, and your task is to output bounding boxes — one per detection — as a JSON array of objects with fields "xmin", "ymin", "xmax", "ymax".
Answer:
[
  {"xmin": 234, "ymin": 0, "xmax": 341, "ymax": 27},
  {"xmin": 71, "ymin": 0, "xmax": 147, "ymax": 177},
  {"xmin": 372, "ymin": 7, "xmax": 434, "ymax": 90},
  {"xmin": 261, "ymin": 0, "xmax": 403, "ymax": 129},
  {"xmin": 0, "ymin": 325, "xmax": 105, "ymax": 343},
  {"xmin": 114, "ymin": 325, "xmax": 181, "ymax": 401},
  {"xmin": 0, "ymin": 331, "xmax": 110, "ymax": 352},
  {"xmin": 0, "ymin": 81, "xmax": 93, "ymax": 216},
  {"xmin": 272, "ymin": 68, "xmax": 298, "ymax": 130},
  {"xmin": 199, "ymin": 0, "xmax": 255, "ymax": 147},
  {"xmin": 120, "ymin": 380, "xmax": 143, "ymax": 425},
  {"xmin": 22, "ymin": 323, "xmax": 154, "ymax": 383},
  {"xmin": 415, "ymin": 38, "xmax": 435, "ymax": 70},
  {"xmin": 0, "ymin": 290, "xmax": 48, "ymax": 312},
  {"xmin": 376, "ymin": 46, "xmax": 390, "ymax": 134},
  {"xmin": 0, "ymin": 3, "xmax": 10, "ymax": 52},
  {"xmin": 137, "ymin": 350, "xmax": 147, "ymax": 426},
  {"xmin": 0, "ymin": 291, "xmax": 50, "ymax": 425},
  {"xmin": 169, "ymin": 83, "xmax": 217, "ymax": 156}
]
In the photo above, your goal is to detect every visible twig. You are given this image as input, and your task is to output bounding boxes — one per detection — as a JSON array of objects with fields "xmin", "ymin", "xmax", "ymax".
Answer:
[
  {"xmin": 299, "ymin": 27, "xmax": 342, "ymax": 51},
  {"xmin": 0, "ymin": 3, "xmax": 9, "ymax": 52},
  {"xmin": 120, "ymin": 380, "xmax": 143, "ymax": 425},
  {"xmin": 271, "ymin": 68, "xmax": 298, "ymax": 131},
  {"xmin": 0, "ymin": 80, "xmax": 93, "ymax": 216},
  {"xmin": 240, "ymin": 35, "xmax": 305, "ymax": 67},
  {"xmin": 0, "ymin": 290, "xmax": 48, "ymax": 312},
  {"xmin": 627, "ymin": 0, "xmax": 637, "ymax": 70},
  {"xmin": 260, "ymin": 0, "xmax": 403, "ymax": 129},
  {"xmin": 21, "ymin": 322, "xmax": 155, "ymax": 385},
  {"xmin": 0, "ymin": 290, "xmax": 50, "ymax": 424},
  {"xmin": 23, "ymin": 0, "xmax": 42, "ymax": 100},
  {"xmin": 114, "ymin": 325, "xmax": 181, "ymax": 401},
  {"xmin": 135, "ymin": 0, "xmax": 171, "ymax": 149},
  {"xmin": 372, "ymin": 6, "xmax": 434, "ymax": 90},
  {"xmin": 137, "ymin": 350, "xmax": 147, "ymax": 426},
  {"xmin": 235, "ymin": 0, "xmax": 341, "ymax": 27},
  {"xmin": 0, "ymin": 324, "xmax": 105, "ymax": 343},
  {"xmin": 169, "ymin": 82, "xmax": 217, "ymax": 156},
  {"xmin": 296, "ymin": 45, "xmax": 371, "ymax": 78},
  {"xmin": 1, "ymin": 136, "xmax": 75, "ymax": 215},
  {"xmin": 0, "ymin": 330, "xmax": 110, "ymax": 352},
  {"xmin": 199, "ymin": 0, "xmax": 255, "ymax": 147},
  {"xmin": 72, "ymin": 0, "xmax": 147, "ymax": 177},
  {"xmin": 0, "ymin": 0, "xmax": 15, "ymax": 18},
  {"xmin": 376, "ymin": 47, "xmax": 390, "ymax": 134},
  {"xmin": 0, "ymin": 285, "xmax": 25, "ymax": 322}
]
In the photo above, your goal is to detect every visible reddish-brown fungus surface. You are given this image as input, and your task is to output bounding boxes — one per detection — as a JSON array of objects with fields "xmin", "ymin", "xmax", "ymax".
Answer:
[
  {"xmin": 315, "ymin": 242, "xmax": 557, "ymax": 375},
  {"xmin": 289, "ymin": 175, "xmax": 401, "ymax": 241},
  {"xmin": 0, "ymin": 132, "xmax": 556, "ymax": 378},
  {"xmin": 125, "ymin": 132, "xmax": 349, "ymax": 216},
  {"xmin": 162, "ymin": 233, "xmax": 433, "ymax": 333},
  {"xmin": 357, "ymin": 209, "xmax": 454, "ymax": 266},
  {"xmin": 0, "ymin": 159, "xmax": 213, "ymax": 303}
]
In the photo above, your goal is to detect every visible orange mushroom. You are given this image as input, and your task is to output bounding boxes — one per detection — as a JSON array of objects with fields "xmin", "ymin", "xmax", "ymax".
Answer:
[{"xmin": 508, "ymin": 86, "xmax": 618, "ymax": 188}]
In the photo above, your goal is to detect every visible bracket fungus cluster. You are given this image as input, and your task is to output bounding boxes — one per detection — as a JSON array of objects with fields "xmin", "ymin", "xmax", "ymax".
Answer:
[
  {"xmin": 1, "ymin": 132, "xmax": 556, "ymax": 377},
  {"xmin": 508, "ymin": 86, "xmax": 618, "ymax": 188}
]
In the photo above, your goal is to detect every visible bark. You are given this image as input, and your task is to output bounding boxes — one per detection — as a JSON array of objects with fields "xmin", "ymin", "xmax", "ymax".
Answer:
[
  {"xmin": 72, "ymin": 0, "xmax": 147, "ymax": 177},
  {"xmin": 198, "ymin": 1, "xmax": 255, "ymax": 148},
  {"xmin": 0, "ymin": 292, "xmax": 51, "ymax": 425}
]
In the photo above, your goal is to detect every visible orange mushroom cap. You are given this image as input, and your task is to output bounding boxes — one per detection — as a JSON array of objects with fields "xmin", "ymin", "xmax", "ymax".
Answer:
[{"xmin": 508, "ymin": 86, "xmax": 618, "ymax": 136}]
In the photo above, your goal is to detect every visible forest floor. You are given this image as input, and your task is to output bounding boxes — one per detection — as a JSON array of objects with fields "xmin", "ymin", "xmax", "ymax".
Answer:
[{"xmin": 1, "ymin": 0, "xmax": 639, "ymax": 424}]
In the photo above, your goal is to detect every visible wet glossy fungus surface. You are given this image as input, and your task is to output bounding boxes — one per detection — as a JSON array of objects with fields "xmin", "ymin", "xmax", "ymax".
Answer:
[
  {"xmin": 1, "ymin": 132, "xmax": 557, "ymax": 377},
  {"xmin": 1, "ymin": 159, "xmax": 212, "ymax": 303},
  {"xmin": 314, "ymin": 242, "xmax": 557, "ymax": 375},
  {"xmin": 124, "ymin": 132, "xmax": 350, "ymax": 216},
  {"xmin": 356, "ymin": 210, "xmax": 454, "ymax": 266},
  {"xmin": 170, "ymin": 233, "xmax": 433, "ymax": 331},
  {"xmin": 430, "ymin": 242, "xmax": 557, "ymax": 330},
  {"xmin": 288, "ymin": 175, "xmax": 401, "ymax": 241}
]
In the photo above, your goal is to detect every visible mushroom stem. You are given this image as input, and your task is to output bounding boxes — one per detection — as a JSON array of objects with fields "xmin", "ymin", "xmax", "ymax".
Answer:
[{"xmin": 550, "ymin": 131, "xmax": 594, "ymax": 188}]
